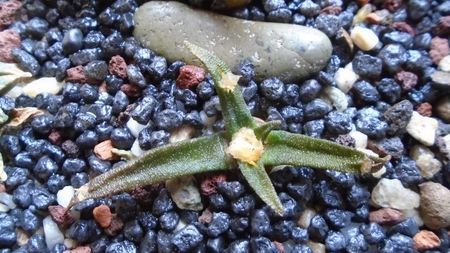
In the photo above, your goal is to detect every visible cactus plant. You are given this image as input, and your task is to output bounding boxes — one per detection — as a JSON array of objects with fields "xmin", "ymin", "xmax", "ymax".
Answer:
[{"xmin": 72, "ymin": 42, "xmax": 389, "ymax": 215}]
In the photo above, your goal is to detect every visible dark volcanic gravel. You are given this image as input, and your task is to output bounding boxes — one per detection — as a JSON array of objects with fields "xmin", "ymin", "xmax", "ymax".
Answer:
[{"xmin": 1, "ymin": 0, "xmax": 450, "ymax": 252}]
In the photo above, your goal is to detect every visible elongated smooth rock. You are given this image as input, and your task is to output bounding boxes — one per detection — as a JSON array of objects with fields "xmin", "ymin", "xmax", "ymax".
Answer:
[{"xmin": 134, "ymin": 1, "xmax": 332, "ymax": 82}]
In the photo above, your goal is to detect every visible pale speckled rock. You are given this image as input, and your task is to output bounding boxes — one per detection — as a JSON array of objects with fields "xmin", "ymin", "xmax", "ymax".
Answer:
[
  {"xmin": 22, "ymin": 77, "xmax": 62, "ymax": 97},
  {"xmin": 321, "ymin": 86, "xmax": 348, "ymax": 111},
  {"xmin": 126, "ymin": 118, "xmax": 146, "ymax": 138},
  {"xmin": 351, "ymin": 26, "xmax": 379, "ymax": 51},
  {"xmin": 57, "ymin": 186, "xmax": 74, "ymax": 208},
  {"xmin": 419, "ymin": 182, "xmax": 450, "ymax": 229},
  {"xmin": 334, "ymin": 63, "xmax": 359, "ymax": 93},
  {"xmin": 410, "ymin": 145, "xmax": 442, "ymax": 179},
  {"xmin": 349, "ymin": 130, "xmax": 368, "ymax": 149},
  {"xmin": 371, "ymin": 178, "xmax": 420, "ymax": 210},
  {"xmin": 43, "ymin": 216, "xmax": 64, "ymax": 249},
  {"xmin": 166, "ymin": 176, "xmax": 203, "ymax": 211},
  {"xmin": 406, "ymin": 112, "xmax": 438, "ymax": 146},
  {"xmin": 130, "ymin": 139, "xmax": 145, "ymax": 157},
  {"xmin": 134, "ymin": 1, "xmax": 332, "ymax": 82},
  {"xmin": 438, "ymin": 55, "xmax": 450, "ymax": 72},
  {"xmin": 169, "ymin": 125, "xmax": 195, "ymax": 143},
  {"xmin": 297, "ymin": 208, "xmax": 316, "ymax": 228}
]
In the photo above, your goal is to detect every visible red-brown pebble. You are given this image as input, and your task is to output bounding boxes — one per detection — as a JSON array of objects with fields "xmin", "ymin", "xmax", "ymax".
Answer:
[
  {"xmin": 413, "ymin": 230, "xmax": 441, "ymax": 251},
  {"xmin": 392, "ymin": 22, "xmax": 416, "ymax": 36},
  {"xmin": 48, "ymin": 205, "xmax": 75, "ymax": 226},
  {"xmin": 200, "ymin": 173, "xmax": 227, "ymax": 196},
  {"xmin": 93, "ymin": 204, "xmax": 112, "ymax": 228},
  {"xmin": 198, "ymin": 208, "xmax": 213, "ymax": 224},
  {"xmin": 273, "ymin": 241, "xmax": 285, "ymax": 253},
  {"xmin": 48, "ymin": 130, "xmax": 63, "ymax": 145},
  {"xmin": 430, "ymin": 37, "xmax": 450, "ymax": 65},
  {"xmin": 357, "ymin": 0, "xmax": 369, "ymax": 6},
  {"xmin": 0, "ymin": 29, "xmax": 20, "ymax": 62},
  {"xmin": 0, "ymin": 0, "xmax": 21, "ymax": 29},
  {"xmin": 120, "ymin": 84, "xmax": 142, "ymax": 98},
  {"xmin": 0, "ymin": 184, "xmax": 5, "ymax": 193},
  {"xmin": 108, "ymin": 55, "xmax": 127, "ymax": 79},
  {"xmin": 395, "ymin": 71, "xmax": 418, "ymax": 91},
  {"xmin": 93, "ymin": 140, "xmax": 118, "ymax": 161},
  {"xmin": 436, "ymin": 16, "xmax": 450, "ymax": 36},
  {"xmin": 66, "ymin": 65, "xmax": 88, "ymax": 83},
  {"xmin": 131, "ymin": 184, "xmax": 162, "ymax": 208},
  {"xmin": 104, "ymin": 214, "xmax": 124, "ymax": 236},
  {"xmin": 176, "ymin": 65, "xmax": 205, "ymax": 89},
  {"xmin": 369, "ymin": 208, "xmax": 405, "ymax": 225},
  {"xmin": 416, "ymin": 103, "xmax": 433, "ymax": 117},
  {"xmin": 63, "ymin": 246, "xmax": 92, "ymax": 253}
]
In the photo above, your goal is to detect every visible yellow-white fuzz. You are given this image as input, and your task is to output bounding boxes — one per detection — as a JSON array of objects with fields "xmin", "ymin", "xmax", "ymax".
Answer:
[
  {"xmin": 220, "ymin": 72, "xmax": 241, "ymax": 92},
  {"xmin": 226, "ymin": 127, "xmax": 264, "ymax": 166}
]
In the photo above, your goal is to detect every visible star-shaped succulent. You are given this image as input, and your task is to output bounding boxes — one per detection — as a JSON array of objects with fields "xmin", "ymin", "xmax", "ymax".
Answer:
[{"xmin": 73, "ymin": 42, "xmax": 388, "ymax": 214}]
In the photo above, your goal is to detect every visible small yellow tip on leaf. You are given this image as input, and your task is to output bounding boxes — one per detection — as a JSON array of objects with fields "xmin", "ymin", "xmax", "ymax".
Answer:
[
  {"xmin": 220, "ymin": 71, "xmax": 241, "ymax": 92},
  {"xmin": 226, "ymin": 128, "xmax": 264, "ymax": 165}
]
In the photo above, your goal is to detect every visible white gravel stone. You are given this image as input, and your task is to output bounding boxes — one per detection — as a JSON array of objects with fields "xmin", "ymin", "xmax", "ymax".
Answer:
[
  {"xmin": 169, "ymin": 125, "xmax": 195, "ymax": 143},
  {"xmin": 200, "ymin": 111, "xmax": 216, "ymax": 127},
  {"xmin": 0, "ymin": 203, "xmax": 9, "ymax": 212},
  {"xmin": 371, "ymin": 178, "xmax": 420, "ymax": 210},
  {"xmin": 64, "ymin": 238, "xmax": 77, "ymax": 249},
  {"xmin": 321, "ymin": 86, "xmax": 348, "ymax": 112},
  {"xmin": 130, "ymin": 139, "xmax": 145, "ymax": 157},
  {"xmin": 334, "ymin": 63, "xmax": 359, "ymax": 93},
  {"xmin": 43, "ymin": 216, "xmax": 64, "ymax": 249},
  {"xmin": 5, "ymin": 86, "xmax": 23, "ymax": 98},
  {"xmin": 16, "ymin": 229, "xmax": 29, "ymax": 246},
  {"xmin": 443, "ymin": 134, "xmax": 450, "ymax": 156},
  {"xmin": 351, "ymin": 26, "xmax": 379, "ymax": 51},
  {"xmin": 0, "ymin": 192, "xmax": 16, "ymax": 210},
  {"xmin": 406, "ymin": 111, "xmax": 438, "ymax": 146},
  {"xmin": 438, "ymin": 55, "xmax": 450, "ymax": 72},
  {"xmin": 166, "ymin": 176, "xmax": 203, "ymax": 211},
  {"xmin": 22, "ymin": 77, "xmax": 62, "ymax": 97},
  {"xmin": 57, "ymin": 186, "xmax": 74, "ymax": 208},
  {"xmin": 410, "ymin": 145, "xmax": 442, "ymax": 179},
  {"xmin": 126, "ymin": 118, "xmax": 147, "ymax": 138},
  {"xmin": 349, "ymin": 130, "xmax": 367, "ymax": 149}
]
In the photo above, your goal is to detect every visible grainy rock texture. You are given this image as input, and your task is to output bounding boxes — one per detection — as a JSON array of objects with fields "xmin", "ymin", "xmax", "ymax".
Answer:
[
  {"xmin": 419, "ymin": 182, "xmax": 450, "ymax": 229},
  {"xmin": 134, "ymin": 1, "xmax": 332, "ymax": 82},
  {"xmin": 0, "ymin": 29, "xmax": 20, "ymax": 62}
]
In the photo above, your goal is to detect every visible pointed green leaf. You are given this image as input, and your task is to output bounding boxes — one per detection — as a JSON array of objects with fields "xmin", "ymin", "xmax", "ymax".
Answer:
[
  {"xmin": 87, "ymin": 134, "xmax": 232, "ymax": 199},
  {"xmin": 239, "ymin": 161, "xmax": 284, "ymax": 215},
  {"xmin": 185, "ymin": 41, "xmax": 256, "ymax": 136},
  {"xmin": 261, "ymin": 131, "xmax": 388, "ymax": 174},
  {"xmin": 254, "ymin": 120, "xmax": 281, "ymax": 140}
]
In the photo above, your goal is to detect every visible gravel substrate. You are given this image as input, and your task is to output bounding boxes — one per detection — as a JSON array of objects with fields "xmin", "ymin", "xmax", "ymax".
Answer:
[{"xmin": 1, "ymin": 0, "xmax": 450, "ymax": 252}]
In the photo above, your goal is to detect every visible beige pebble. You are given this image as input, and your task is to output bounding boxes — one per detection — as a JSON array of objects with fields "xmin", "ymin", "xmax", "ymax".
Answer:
[
  {"xmin": 438, "ymin": 55, "xmax": 450, "ymax": 72},
  {"xmin": 351, "ymin": 26, "xmax": 379, "ymax": 51},
  {"xmin": 406, "ymin": 112, "xmax": 438, "ymax": 146}
]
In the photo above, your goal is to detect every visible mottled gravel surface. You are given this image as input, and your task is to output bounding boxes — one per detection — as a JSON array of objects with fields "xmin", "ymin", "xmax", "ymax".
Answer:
[{"xmin": 1, "ymin": 0, "xmax": 450, "ymax": 252}]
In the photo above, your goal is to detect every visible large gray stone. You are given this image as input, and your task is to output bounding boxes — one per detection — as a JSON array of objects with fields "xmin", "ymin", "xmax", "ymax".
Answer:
[{"xmin": 134, "ymin": 1, "xmax": 332, "ymax": 82}]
